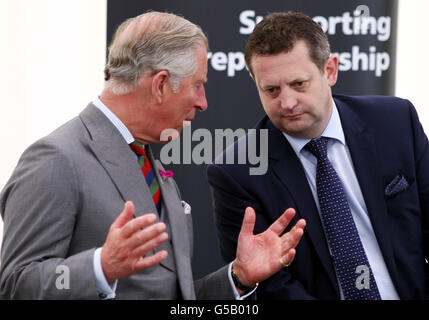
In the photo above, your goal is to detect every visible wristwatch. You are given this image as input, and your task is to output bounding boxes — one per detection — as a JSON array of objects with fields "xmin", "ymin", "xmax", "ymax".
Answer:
[{"xmin": 231, "ymin": 267, "xmax": 257, "ymax": 292}]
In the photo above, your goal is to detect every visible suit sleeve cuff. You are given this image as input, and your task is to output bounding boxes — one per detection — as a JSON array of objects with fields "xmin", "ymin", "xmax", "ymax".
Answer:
[
  {"xmin": 93, "ymin": 247, "xmax": 117, "ymax": 299},
  {"xmin": 227, "ymin": 262, "xmax": 258, "ymax": 300}
]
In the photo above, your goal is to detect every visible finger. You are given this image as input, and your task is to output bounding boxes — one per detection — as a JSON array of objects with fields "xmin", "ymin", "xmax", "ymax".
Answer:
[
  {"xmin": 135, "ymin": 250, "xmax": 168, "ymax": 271},
  {"xmin": 280, "ymin": 249, "xmax": 296, "ymax": 268},
  {"xmin": 294, "ymin": 218, "xmax": 307, "ymax": 229},
  {"xmin": 128, "ymin": 222, "xmax": 166, "ymax": 249},
  {"xmin": 239, "ymin": 207, "xmax": 256, "ymax": 237},
  {"xmin": 281, "ymin": 220, "xmax": 306, "ymax": 250},
  {"xmin": 121, "ymin": 213, "xmax": 157, "ymax": 238},
  {"xmin": 133, "ymin": 231, "xmax": 169, "ymax": 258},
  {"xmin": 268, "ymin": 208, "xmax": 296, "ymax": 235},
  {"xmin": 111, "ymin": 201, "xmax": 135, "ymax": 229}
]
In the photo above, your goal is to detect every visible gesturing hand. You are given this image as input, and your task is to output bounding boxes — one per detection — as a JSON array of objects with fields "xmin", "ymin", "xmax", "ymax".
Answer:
[
  {"xmin": 232, "ymin": 207, "xmax": 306, "ymax": 288},
  {"xmin": 101, "ymin": 201, "xmax": 168, "ymax": 284}
]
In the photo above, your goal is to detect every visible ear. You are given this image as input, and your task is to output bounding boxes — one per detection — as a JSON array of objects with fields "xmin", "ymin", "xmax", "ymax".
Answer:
[
  {"xmin": 324, "ymin": 55, "xmax": 338, "ymax": 87},
  {"xmin": 249, "ymin": 71, "xmax": 255, "ymax": 82},
  {"xmin": 152, "ymin": 70, "xmax": 170, "ymax": 104}
]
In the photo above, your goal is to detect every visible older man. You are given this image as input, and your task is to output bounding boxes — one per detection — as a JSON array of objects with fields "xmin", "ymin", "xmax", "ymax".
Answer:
[{"xmin": 0, "ymin": 11, "xmax": 305, "ymax": 300}]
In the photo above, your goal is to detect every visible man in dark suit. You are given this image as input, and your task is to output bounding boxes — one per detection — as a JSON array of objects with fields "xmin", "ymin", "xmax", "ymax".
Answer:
[
  {"xmin": 0, "ymin": 11, "xmax": 306, "ymax": 299},
  {"xmin": 207, "ymin": 12, "xmax": 429, "ymax": 300}
]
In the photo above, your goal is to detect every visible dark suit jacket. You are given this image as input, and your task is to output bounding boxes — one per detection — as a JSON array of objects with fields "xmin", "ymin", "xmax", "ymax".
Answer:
[{"xmin": 207, "ymin": 94, "xmax": 429, "ymax": 300}]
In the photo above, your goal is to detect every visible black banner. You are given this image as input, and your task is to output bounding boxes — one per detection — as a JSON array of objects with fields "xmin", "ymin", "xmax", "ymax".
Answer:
[{"xmin": 107, "ymin": 0, "xmax": 398, "ymax": 279}]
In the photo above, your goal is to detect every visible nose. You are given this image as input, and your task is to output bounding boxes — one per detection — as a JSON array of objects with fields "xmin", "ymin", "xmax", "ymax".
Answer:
[
  {"xmin": 195, "ymin": 85, "xmax": 208, "ymax": 111},
  {"xmin": 280, "ymin": 89, "xmax": 298, "ymax": 111}
]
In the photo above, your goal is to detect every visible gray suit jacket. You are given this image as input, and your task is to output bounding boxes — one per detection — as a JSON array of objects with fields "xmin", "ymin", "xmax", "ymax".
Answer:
[{"xmin": 0, "ymin": 104, "xmax": 234, "ymax": 300}]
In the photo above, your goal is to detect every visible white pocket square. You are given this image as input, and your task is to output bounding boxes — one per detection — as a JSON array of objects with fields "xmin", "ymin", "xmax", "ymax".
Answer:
[{"xmin": 181, "ymin": 201, "xmax": 191, "ymax": 215}]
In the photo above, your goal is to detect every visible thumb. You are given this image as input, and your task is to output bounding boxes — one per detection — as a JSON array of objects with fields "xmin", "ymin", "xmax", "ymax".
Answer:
[
  {"xmin": 112, "ymin": 201, "xmax": 135, "ymax": 229},
  {"xmin": 240, "ymin": 207, "xmax": 256, "ymax": 237}
]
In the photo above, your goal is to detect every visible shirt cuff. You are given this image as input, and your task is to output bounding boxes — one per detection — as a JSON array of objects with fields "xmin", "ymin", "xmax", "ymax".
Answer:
[
  {"xmin": 227, "ymin": 262, "xmax": 258, "ymax": 300},
  {"xmin": 93, "ymin": 247, "xmax": 117, "ymax": 299}
]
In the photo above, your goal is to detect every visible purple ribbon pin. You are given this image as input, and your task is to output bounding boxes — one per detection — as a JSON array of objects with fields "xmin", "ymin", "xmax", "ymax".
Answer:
[{"xmin": 159, "ymin": 170, "xmax": 174, "ymax": 180}]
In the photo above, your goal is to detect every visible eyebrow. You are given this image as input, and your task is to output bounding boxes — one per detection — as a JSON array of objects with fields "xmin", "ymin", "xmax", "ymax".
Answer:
[
  {"xmin": 259, "ymin": 76, "xmax": 309, "ymax": 88},
  {"xmin": 258, "ymin": 81, "xmax": 277, "ymax": 89}
]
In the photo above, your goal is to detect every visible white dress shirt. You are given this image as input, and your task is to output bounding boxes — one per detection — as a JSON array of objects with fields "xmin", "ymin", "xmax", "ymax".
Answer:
[{"xmin": 282, "ymin": 100, "xmax": 399, "ymax": 300}]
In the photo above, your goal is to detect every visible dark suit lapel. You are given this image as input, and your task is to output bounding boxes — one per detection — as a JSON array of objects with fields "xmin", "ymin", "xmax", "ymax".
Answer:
[
  {"xmin": 335, "ymin": 98, "xmax": 398, "ymax": 288},
  {"xmin": 267, "ymin": 121, "xmax": 340, "ymax": 295}
]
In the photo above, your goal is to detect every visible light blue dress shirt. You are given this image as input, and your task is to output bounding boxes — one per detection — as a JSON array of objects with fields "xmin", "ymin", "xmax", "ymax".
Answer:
[
  {"xmin": 91, "ymin": 97, "xmax": 254, "ymax": 300},
  {"xmin": 283, "ymin": 100, "xmax": 399, "ymax": 300}
]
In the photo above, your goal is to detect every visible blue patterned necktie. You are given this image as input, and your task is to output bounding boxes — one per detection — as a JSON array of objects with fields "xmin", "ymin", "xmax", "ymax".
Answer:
[{"xmin": 305, "ymin": 137, "xmax": 381, "ymax": 300}]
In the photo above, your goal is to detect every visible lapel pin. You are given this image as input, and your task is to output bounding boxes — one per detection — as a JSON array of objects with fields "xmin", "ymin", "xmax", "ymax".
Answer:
[{"xmin": 158, "ymin": 169, "xmax": 174, "ymax": 181}]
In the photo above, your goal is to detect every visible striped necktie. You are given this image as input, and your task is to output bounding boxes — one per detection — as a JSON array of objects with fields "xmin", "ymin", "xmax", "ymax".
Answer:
[{"xmin": 130, "ymin": 141, "xmax": 161, "ymax": 213}]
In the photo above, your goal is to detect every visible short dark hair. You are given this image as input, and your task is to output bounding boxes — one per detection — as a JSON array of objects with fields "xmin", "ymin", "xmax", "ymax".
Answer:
[{"xmin": 245, "ymin": 12, "xmax": 331, "ymax": 76}]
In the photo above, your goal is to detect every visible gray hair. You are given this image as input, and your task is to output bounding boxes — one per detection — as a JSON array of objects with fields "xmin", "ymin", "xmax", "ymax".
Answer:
[{"xmin": 104, "ymin": 11, "xmax": 209, "ymax": 95}]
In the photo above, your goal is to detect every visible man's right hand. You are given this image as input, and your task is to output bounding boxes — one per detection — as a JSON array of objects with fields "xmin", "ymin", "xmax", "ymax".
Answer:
[{"xmin": 101, "ymin": 201, "xmax": 168, "ymax": 284}]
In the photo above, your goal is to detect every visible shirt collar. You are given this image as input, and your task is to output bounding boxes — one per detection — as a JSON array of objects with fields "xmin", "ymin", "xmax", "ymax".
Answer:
[
  {"xmin": 282, "ymin": 99, "xmax": 345, "ymax": 157},
  {"xmin": 92, "ymin": 96, "xmax": 135, "ymax": 144}
]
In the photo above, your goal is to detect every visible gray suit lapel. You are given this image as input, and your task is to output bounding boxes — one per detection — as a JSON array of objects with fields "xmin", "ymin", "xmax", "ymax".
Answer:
[
  {"xmin": 149, "ymin": 154, "xmax": 196, "ymax": 300},
  {"xmin": 79, "ymin": 104, "xmax": 157, "ymax": 219}
]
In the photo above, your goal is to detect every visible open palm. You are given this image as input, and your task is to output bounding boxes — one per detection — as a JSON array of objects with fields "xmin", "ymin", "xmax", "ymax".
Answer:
[{"xmin": 233, "ymin": 207, "xmax": 306, "ymax": 286}]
